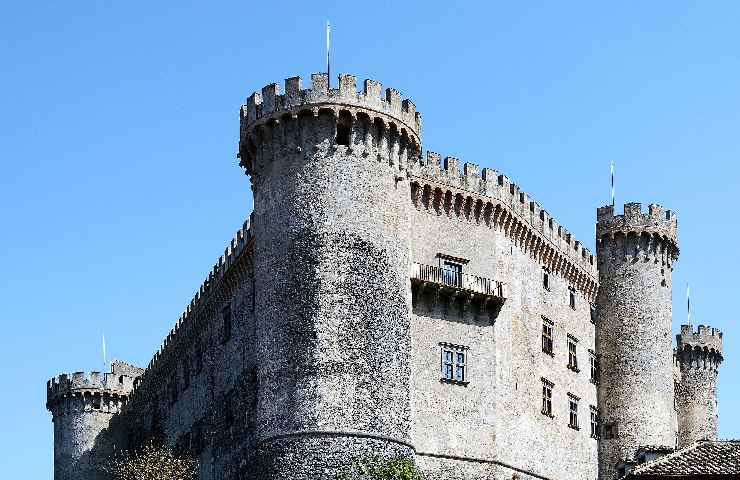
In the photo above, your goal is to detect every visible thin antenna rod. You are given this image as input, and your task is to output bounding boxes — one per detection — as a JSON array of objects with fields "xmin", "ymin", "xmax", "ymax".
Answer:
[
  {"xmin": 102, "ymin": 334, "xmax": 107, "ymax": 370},
  {"xmin": 687, "ymin": 283, "xmax": 691, "ymax": 326},
  {"xmin": 326, "ymin": 21, "xmax": 331, "ymax": 90},
  {"xmin": 610, "ymin": 160, "xmax": 615, "ymax": 207}
]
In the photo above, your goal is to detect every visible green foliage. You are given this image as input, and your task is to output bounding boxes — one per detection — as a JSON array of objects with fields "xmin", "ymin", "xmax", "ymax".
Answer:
[{"xmin": 338, "ymin": 456, "xmax": 425, "ymax": 480}]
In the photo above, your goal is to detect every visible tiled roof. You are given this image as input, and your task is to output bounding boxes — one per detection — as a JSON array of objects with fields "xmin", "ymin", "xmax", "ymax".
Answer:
[{"xmin": 627, "ymin": 440, "xmax": 740, "ymax": 478}]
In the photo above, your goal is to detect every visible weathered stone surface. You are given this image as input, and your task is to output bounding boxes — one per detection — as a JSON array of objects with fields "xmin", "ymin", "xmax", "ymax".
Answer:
[{"xmin": 46, "ymin": 74, "xmax": 724, "ymax": 480}]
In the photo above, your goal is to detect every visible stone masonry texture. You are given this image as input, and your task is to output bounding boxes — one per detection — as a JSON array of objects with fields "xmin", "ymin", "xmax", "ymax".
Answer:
[{"xmin": 45, "ymin": 73, "xmax": 724, "ymax": 480}]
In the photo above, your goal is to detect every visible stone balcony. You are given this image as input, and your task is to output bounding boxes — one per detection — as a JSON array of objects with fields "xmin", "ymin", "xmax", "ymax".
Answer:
[{"xmin": 410, "ymin": 262, "xmax": 506, "ymax": 319}]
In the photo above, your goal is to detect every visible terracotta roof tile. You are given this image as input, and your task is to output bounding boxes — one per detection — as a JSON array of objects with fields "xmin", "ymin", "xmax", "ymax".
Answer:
[{"xmin": 627, "ymin": 440, "xmax": 740, "ymax": 477}]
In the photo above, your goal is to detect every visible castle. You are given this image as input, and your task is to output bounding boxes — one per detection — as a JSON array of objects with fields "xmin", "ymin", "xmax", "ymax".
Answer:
[{"xmin": 46, "ymin": 73, "xmax": 725, "ymax": 480}]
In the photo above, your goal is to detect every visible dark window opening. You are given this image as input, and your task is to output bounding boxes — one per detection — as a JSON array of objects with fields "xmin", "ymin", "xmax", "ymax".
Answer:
[
  {"xmin": 92, "ymin": 396, "xmax": 101, "ymax": 410},
  {"xmin": 336, "ymin": 111, "xmax": 352, "ymax": 146},
  {"xmin": 541, "ymin": 378, "xmax": 554, "ymax": 417},
  {"xmin": 568, "ymin": 336, "xmax": 579, "ymax": 372},
  {"xmin": 590, "ymin": 407, "xmax": 600, "ymax": 439},
  {"xmin": 569, "ymin": 290, "xmax": 576, "ymax": 309},
  {"xmin": 568, "ymin": 395, "xmax": 580, "ymax": 430},
  {"xmin": 441, "ymin": 260, "xmax": 463, "ymax": 287},
  {"xmin": 589, "ymin": 351, "xmax": 599, "ymax": 384},
  {"xmin": 604, "ymin": 423, "xmax": 618, "ymax": 439},
  {"xmin": 543, "ymin": 270, "xmax": 550, "ymax": 290},
  {"xmin": 542, "ymin": 317, "xmax": 554, "ymax": 356},
  {"xmin": 590, "ymin": 305, "xmax": 597, "ymax": 324}
]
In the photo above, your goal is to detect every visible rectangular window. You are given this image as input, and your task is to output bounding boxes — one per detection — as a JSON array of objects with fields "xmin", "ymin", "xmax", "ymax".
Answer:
[
  {"xmin": 589, "ymin": 350, "xmax": 599, "ymax": 384},
  {"xmin": 542, "ymin": 317, "xmax": 554, "ymax": 356},
  {"xmin": 442, "ymin": 261, "xmax": 463, "ymax": 287},
  {"xmin": 568, "ymin": 335, "xmax": 579, "ymax": 372},
  {"xmin": 590, "ymin": 304, "xmax": 597, "ymax": 324},
  {"xmin": 440, "ymin": 343, "xmax": 469, "ymax": 385},
  {"xmin": 569, "ymin": 289, "xmax": 576, "ymax": 309},
  {"xmin": 568, "ymin": 394, "xmax": 580, "ymax": 430},
  {"xmin": 541, "ymin": 378, "xmax": 554, "ymax": 417},
  {"xmin": 543, "ymin": 269, "xmax": 550, "ymax": 291},
  {"xmin": 590, "ymin": 406, "xmax": 600, "ymax": 439},
  {"xmin": 222, "ymin": 304, "xmax": 232, "ymax": 343},
  {"xmin": 604, "ymin": 423, "xmax": 618, "ymax": 439}
]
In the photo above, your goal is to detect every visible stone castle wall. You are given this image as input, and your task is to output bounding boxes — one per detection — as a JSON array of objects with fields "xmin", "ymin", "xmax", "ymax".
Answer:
[
  {"xmin": 47, "ymin": 73, "xmax": 724, "ymax": 480},
  {"xmin": 595, "ymin": 203, "xmax": 679, "ymax": 479},
  {"xmin": 407, "ymin": 154, "xmax": 598, "ymax": 480}
]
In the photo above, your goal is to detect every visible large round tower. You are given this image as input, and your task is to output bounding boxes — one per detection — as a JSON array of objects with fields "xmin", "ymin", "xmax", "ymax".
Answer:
[
  {"xmin": 675, "ymin": 324, "xmax": 723, "ymax": 448},
  {"xmin": 239, "ymin": 73, "xmax": 421, "ymax": 478},
  {"xmin": 595, "ymin": 203, "xmax": 679, "ymax": 480},
  {"xmin": 46, "ymin": 362, "xmax": 142, "ymax": 480}
]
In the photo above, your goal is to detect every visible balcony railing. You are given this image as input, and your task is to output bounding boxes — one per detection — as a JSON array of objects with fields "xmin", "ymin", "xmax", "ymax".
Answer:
[{"xmin": 411, "ymin": 263, "xmax": 505, "ymax": 298}]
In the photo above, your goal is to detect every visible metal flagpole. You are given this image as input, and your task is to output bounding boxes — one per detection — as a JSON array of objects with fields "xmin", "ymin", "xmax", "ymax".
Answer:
[
  {"xmin": 326, "ymin": 21, "xmax": 331, "ymax": 90},
  {"xmin": 610, "ymin": 161, "xmax": 615, "ymax": 207},
  {"xmin": 102, "ymin": 334, "xmax": 107, "ymax": 370},
  {"xmin": 687, "ymin": 283, "xmax": 691, "ymax": 326}
]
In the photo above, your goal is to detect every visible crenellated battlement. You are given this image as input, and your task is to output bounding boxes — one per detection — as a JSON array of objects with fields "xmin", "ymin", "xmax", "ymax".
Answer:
[
  {"xmin": 409, "ymin": 151, "xmax": 598, "ymax": 300},
  {"xmin": 240, "ymin": 73, "xmax": 421, "ymax": 141},
  {"xmin": 596, "ymin": 203, "xmax": 679, "ymax": 267},
  {"xmin": 677, "ymin": 324, "xmax": 723, "ymax": 356},
  {"xmin": 596, "ymin": 203, "xmax": 678, "ymax": 242},
  {"xmin": 133, "ymin": 215, "xmax": 255, "ymax": 392},
  {"xmin": 46, "ymin": 362, "xmax": 141, "ymax": 409}
]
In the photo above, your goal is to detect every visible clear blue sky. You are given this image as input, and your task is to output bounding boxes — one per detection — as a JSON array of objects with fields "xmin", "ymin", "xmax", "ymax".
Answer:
[{"xmin": 1, "ymin": 2, "xmax": 738, "ymax": 477}]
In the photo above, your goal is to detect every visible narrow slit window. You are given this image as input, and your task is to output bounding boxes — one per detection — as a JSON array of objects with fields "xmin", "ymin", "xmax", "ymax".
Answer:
[
  {"xmin": 568, "ymin": 394, "xmax": 580, "ymax": 430},
  {"xmin": 541, "ymin": 378, "xmax": 554, "ymax": 417},
  {"xmin": 568, "ymin": 336, "xmax": 579, "ymax": 372},
  {"xmin": 542, "ymin": 317, "xmax": 554, "ymax": 356},
  {"xmin": 590, "ymin": 406, "xmax": 600, "ymax": 439},
  {"xmin": 589, "ymin": 350, "xmax": 599, "ymax": 384}
]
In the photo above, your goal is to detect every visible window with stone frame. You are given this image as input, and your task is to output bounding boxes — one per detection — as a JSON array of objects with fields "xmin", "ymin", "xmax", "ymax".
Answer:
[
  {"xmin": 589, "ymin": 350, "xmax": 599, "ymax": 384},
  {"xmin": 542, "ymin": 316, "xmax": 554, "ymax": 356},
  {"xmin": 568, "ymin": 393, "xmax": 580, "ymax": 430},
  {"xmin": 440, "ymin": 343, "xmax": 469, "ymax": 385},
  {"xmin": 604, "ymin": 422, "xmax": 618, "ymax": 439},
  {"xmin": 541, "ymin": 378, "xmax": 554, "ymax": 417},
  {"xmin": 590, "ymin": 304, "xmax": 597, "ymax": 324},
  {"xmin": 590, "ymin": 406, "xmax": 600, "ymax": 439},
  {"xmin": 543, "ymin": 268, "xmax": 551, "ymax": 291},
  {"xmin": 222, "ymin": 304, "xmax": 232, "ymax": 344},
  {"xmin": 567, "ymin": 335, "xmax": 579, "ymax": 372}
]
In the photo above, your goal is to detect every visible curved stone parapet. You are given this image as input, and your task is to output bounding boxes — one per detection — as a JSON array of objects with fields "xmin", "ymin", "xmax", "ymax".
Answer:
[
  {"xmin": 241, "ymin": 73, "xmax": 421, "ymax": 141},
  {"xmin": 677, "ymin": 324, "xmax": 723, "ymax": 359}
]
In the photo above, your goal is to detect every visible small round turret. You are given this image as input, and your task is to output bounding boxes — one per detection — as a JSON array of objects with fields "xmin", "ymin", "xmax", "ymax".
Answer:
[
  {"xmin": 46, "ymin": 362, "xmax": 142, "ymax": 480},
  {"xmin": 595, "ymin": 202, "xmax": 679, "ymax": 480},
  {"xmin": 676, "ymin": 324, "xmax": 723, "ymax": 448}
]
